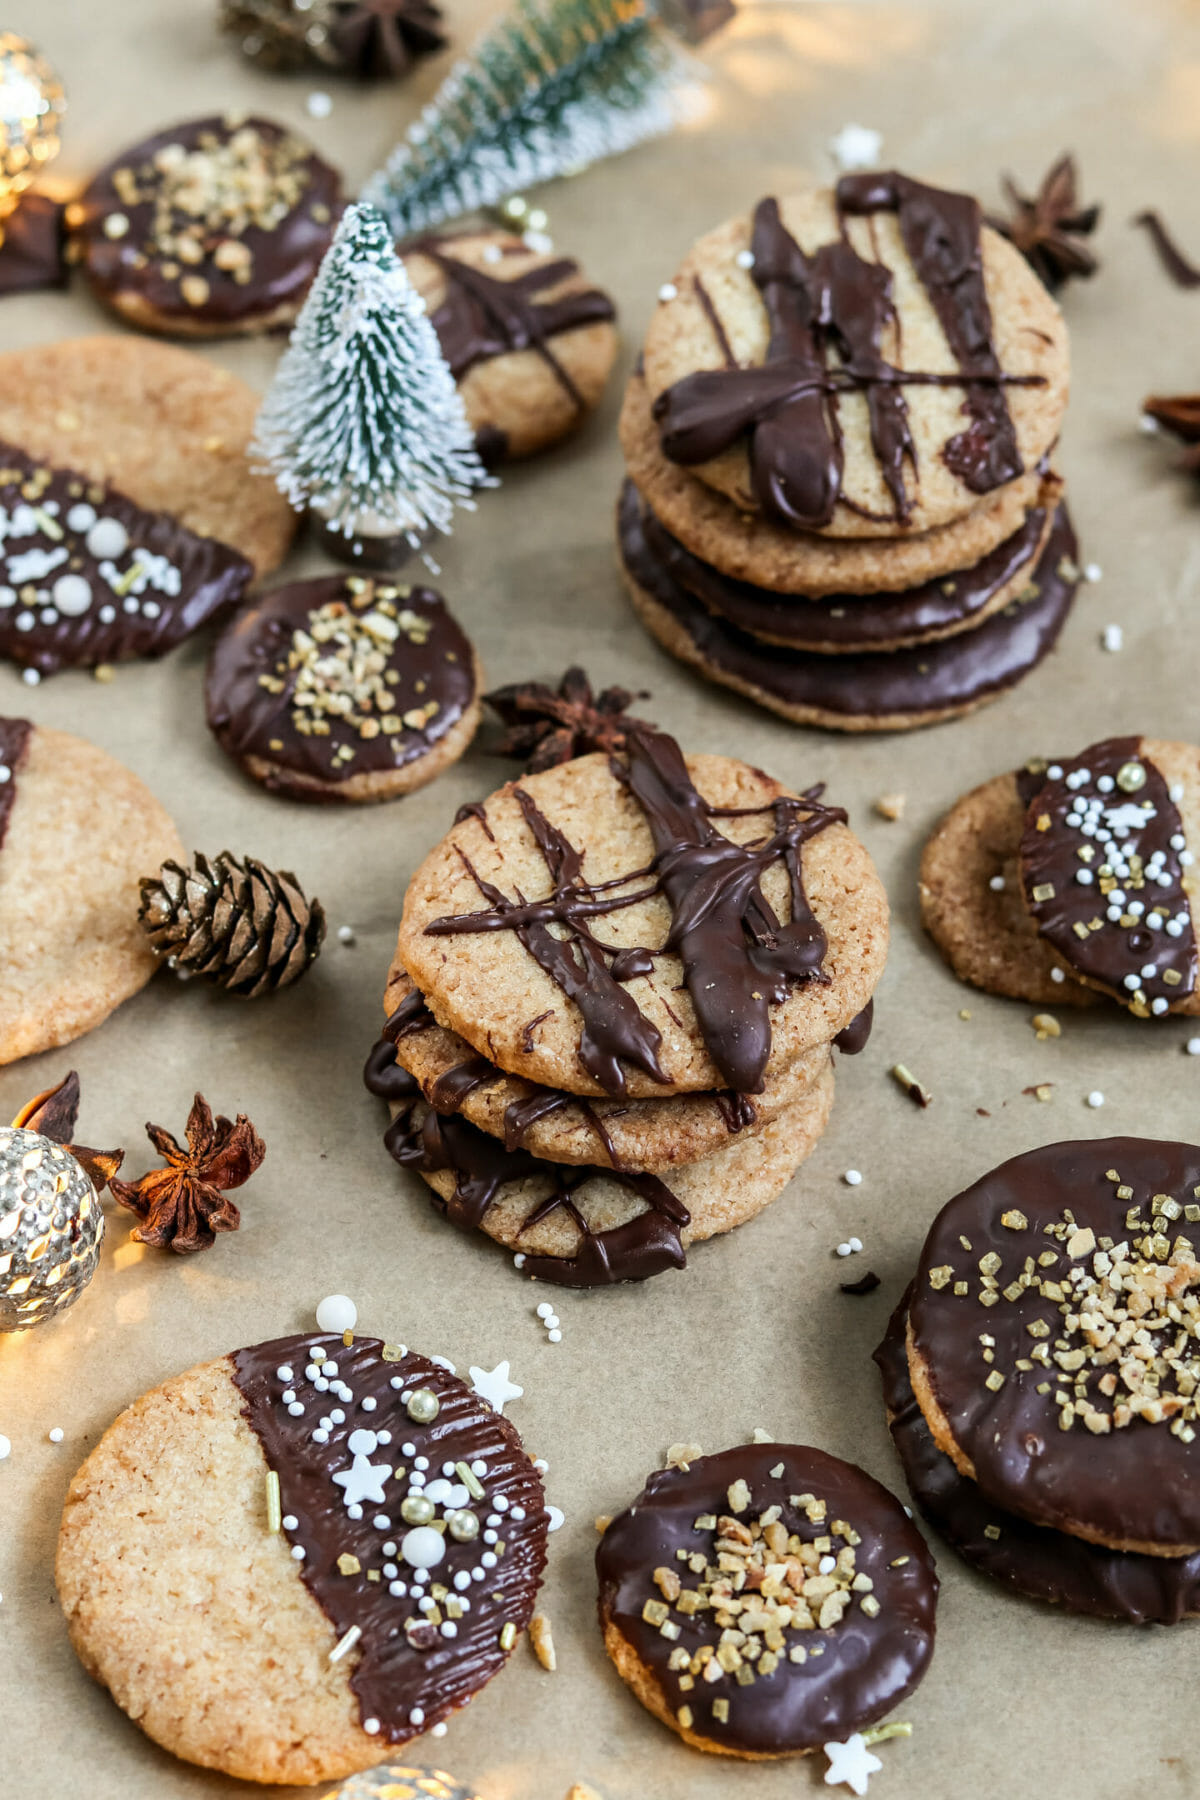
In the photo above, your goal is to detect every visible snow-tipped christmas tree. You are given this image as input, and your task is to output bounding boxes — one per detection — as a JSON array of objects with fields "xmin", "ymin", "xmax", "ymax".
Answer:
[
  {"xmin": 252, "ymin": 201, "xmax": 486, "ymax": 549},
  {"xmin": 362, "ymin": 0, "xmax": 687, "ymax": 240}
]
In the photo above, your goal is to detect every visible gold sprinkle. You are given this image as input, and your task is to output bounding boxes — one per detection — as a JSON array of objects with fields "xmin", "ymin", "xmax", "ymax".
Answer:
[
  {"xmin": 265, "ymin": 1469, "xmax": 282, "ymax": 1533},
  {"xmin": 1032, "ymin": 882, "xmax": 1056, "ymax": 902},
  {"xmin": 1001, "ymin": 1209, "xmax": 1028, "ymax": 1231},
  {"xmin": 499, "ymin": 1621, "xmax": 517, "ymax": 1651},
  {"xmin": 337, "ymin": 1552, "xmax": 361, "ymax": 1576},
  {"xmin": 328, "ymin": 1623, "xmax": 362, "ymax": 1664}
]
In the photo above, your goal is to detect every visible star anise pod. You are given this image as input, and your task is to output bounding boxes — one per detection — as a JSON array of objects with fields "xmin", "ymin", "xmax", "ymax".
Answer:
[
  {"xmin": 11, "ymin": 1071, "xmax": 124, "ymax": 1192},
  {"xmin": 109, "ymin": 1094, "xmax": 264, "ymax": 1254},
  {"xmin": 988, "ymin": 153, "xmax": 1100, "ymax": 293},
  {"xmin": 484, "ymin": 666, "xmax": 655, "ymax": 773},
  {"xmin": 1143, "ymin": 394, "xmax": 1200, "ymax": 473},
  {"xmin": 325, "ymin": 0, "xmax": 447, "ymax": 77}
]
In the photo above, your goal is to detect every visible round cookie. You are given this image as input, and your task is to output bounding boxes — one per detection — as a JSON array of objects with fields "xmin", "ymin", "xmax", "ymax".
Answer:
[
  {"xmin": 386, "ymin": 1070, "xmax": 834, "ymax": 1286},
  {"xmin": 402, "ymin": 231, "xmax": 618, "ymax": 461},
  {"xmin": 206, "ymin": 574, "xmax": 483, "ymax": 803},
  {"xmin": 70, "ymin": 115, "xmax": 342, "ymax": 338},
  {"xmin": 0, "ymin": 336, "xmax": 296, "ymax": 579},
  {"xmin": 619, "ymin": 371, "xmax": 1050, "ymax": 595},
  {"xmin": 627, "ymin": 482, "xmax": 1055, "ymax": 654},
  {"xmin": 875, "ymin": 1293, "xmax": 1200, "ymax": 1623},
  {"xmin": 377, "ymin": 966, "xmax": 833, "ymax": 1172},
  {"xmin": 397, "ymin": 736, "xmax": 888, "ymax": 1098},
  {"xmin": 0, "ymin": 719, "xmax": 183, "ymax": 1065},
  {"xmin": 595, "ymin": 1444, "xmax": 937, "ymax": 1757},
  {"xmin": 56, "ymin": 1333, "xmax": 549, "ymax": 1784},
  {"xmin": 919, "ymin": 737, "xmax": 1200, "ymax": 1013},
  {"xmin": 620, "ymin": 486, "xmax": 1080, "ymax": 732},
  {"xmin": 642, "ymin": 178, "xmax": 1069, "ymax": 537},
  {"xmin": 907, "ymin": 1139, "xmax": 1200, "ymax": 1556}
]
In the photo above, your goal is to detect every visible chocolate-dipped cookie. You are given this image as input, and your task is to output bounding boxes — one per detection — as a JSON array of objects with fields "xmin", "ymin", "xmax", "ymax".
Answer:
[
  {"xmin": 643, "ymin": 176, "xmax": 1068, "ymax": 537},
  {"xmin": 56, "ymin": 1333, "xmax": 549, "ymax": 1784},
  {"xmin": 876, "ymin": 1292, "xmax": 1200, "ymax": 1623},
  {"xmin": 0, "ymin": 719, "xmax": 183, "ymax": 1064},
  {"xmin": 907, "ymin": 1139, "xmax": 1200, "ymax": 1556},
  {"xmin": 596, "ymin": 1444, "xmax": 937, "ymax": 1757},
  {"xmin": 403, "ymin": 231, "xmax": 618, "ymax": 461},
  {"xmin": 920, "ymin": 736, "xmax": 1200, "ymax": 1013},
  {"xmin": 206, "ymin": 574, "xmax": 483, "ymax": 802},
  {"xmin": 384, "ymin": 1067, "xmax": 834, "ymax": 1287},
  {"xmin": 396, "ymin": 730, "xmax": 888, "ymax": 1098},
  {"xmin": 620, "ymin": 482, "xmax": 1080, "ymax": 731},
  {"xmin": 373, "ymin": 967, "xmax": 833, "ymax": 1173},
  {"xmin": 71, "ymin": 115, "xmax": 342, "ymax": 338}
]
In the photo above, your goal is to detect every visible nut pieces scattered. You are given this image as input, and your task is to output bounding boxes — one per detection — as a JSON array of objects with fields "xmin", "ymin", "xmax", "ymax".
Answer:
[{"xmin": 110, "ymin": 1093, "xmax": 265, "ymax": 1253}]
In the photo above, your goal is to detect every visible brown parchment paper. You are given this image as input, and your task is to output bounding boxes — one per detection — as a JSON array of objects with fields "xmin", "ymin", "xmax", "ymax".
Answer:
[{"xmin": 3, "ymin": 1, "xmax": 1200, "ymax": 1795}]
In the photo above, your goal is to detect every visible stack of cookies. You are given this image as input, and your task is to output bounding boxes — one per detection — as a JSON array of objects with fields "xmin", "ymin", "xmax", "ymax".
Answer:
[
  {"xmin": 369, "ymin": 722, "xmax": 888, "ymax": 1285},
  {"xmin": 877, "ymin": 1138, "xmax": 1200, "ymax": 1622},
  {"xmin": 618, "ymin": 171, "xmax": 1079, "ymax": 731}
]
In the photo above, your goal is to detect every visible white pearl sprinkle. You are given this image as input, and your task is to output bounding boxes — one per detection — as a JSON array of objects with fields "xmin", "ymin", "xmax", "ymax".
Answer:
[
  {"xmin": 1152, "ymin": 997, "xmax": 1170, "ymax": 1015},
  {"xmin": 48, "ymin": 1428, "xmax": 64, "ymax": 1444},
  {"xmin": 1087, "ymin": 1091, "xmax": 1105, "ymax": 1109},
  {"xmin": 0, "ymin": 1436, "xmax": 9, "ymax": 1460},
  {"xmin": 658, "ymin": 282, "xmax": 678, "ymax": 301},
  {"xmin": 513, "ymin": 1253, "xmax": 526, "ymax": 1268},
  {"xmin": 819, "ymin": 1555, "xmax": 836, "ymax": 1574},
  {"xmin": 1050, "ymin": 967, "xmax": 1066, "ymax": 982},
  {"xmin": 1075, "ymin": 869, "xmax": 1094, "ymax": 886},
  {"xmin": 306, "ymin": 90, "xmax": 333, "ymax": 118},
  {"xmin": 735, "ymin": 249, "xmax": 755, "ymax": 269},
  {"xmin": 52, "ymin": 573, "xmax": 92, "ymax": 617},
  {"xmin": 337, "ymin": 924, "xmax": 356, "ymax": 945},
  {"xmin": 361, "ymin": 1396, "xmax": 376, "ymax": 1412},
  {"xmin": 1186, "ymin": 1038, "xmax": 1200, "ymax": 1056},
  {"xmin": 848, "ymin": 1236, "xmax": 863, "ymax": 1253},
  {"xmin": 86, "ymin": 517, "xmax": 128, "ymax": 561},
  {"xmin": 1140, "ymin": 412, "xmax": 1160, "ymax": 433},
  {"xmin": 287, "ymin": 1401, "xmax": 305, "ymax": 1417},
  {"xmin": 1101, "ymin": 624, "xmax": 1124, "ymax": 653},
  {"xmin": 277, "ymin": 1366, "xmax": 294, "ymax": 1382},
  {"xmin": 843, "ymin": 1169, "xmax": 862, "ymax": 1186},
  {"xmin": 21, "ymin": 668, "xmax": 40, "ymax": 684},
  {"xmin": 363, "ymin": 1717, "xmax": 380, "ymax": 1736},
  {"xmin": 1084, "ymin": 562, "xmax": 1103, "ymax": 583},
  {"xmin": 431, "ymin": 1723, "xmax": 448, "ymax": 1738},
  {"xmin": 291, "ymin": 1545, "xmax": 306, "ymax": 1560},
  {"xmin": 536, "ymin": 1302, "xmax": 554, "ymax": 1319},
  {"xmin": 547, "ymin": 1329, "xmax": 562, "ymax": 1343},
  {"xmin": 409, "ymin": 1707, "xmax": 425, "ymax": 1727},
  {"xmin": 988, "ymin": 875, "xmax": 1005, "ymax": 892},
  {"xmin": 282, "ymin": 1514, "xmax": 298, "ymax": 1530},
  {"xmin": 836, "ymin": 1243, "xmax": 853, "ymax": 1258},
  {"xmin": 315, "ymin": 1294, "xmax": 357, "ymax": 1333}
]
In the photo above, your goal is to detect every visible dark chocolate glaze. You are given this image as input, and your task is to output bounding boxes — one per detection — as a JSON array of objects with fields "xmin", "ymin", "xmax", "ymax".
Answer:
[
  {"xmin": 637, "ymin": 489, "xmax": 1047, "ymax": 651},
  {"xmin": 834, "ymin": 997, "xmax": 874, "ymax": 1055},
  {"xmin": 1019, "ymin": 738, "xmax": 1197, "ymax": 1013},
  {"xmin": 0, "ymin": 194, "xmax": 68, "ymax": 296},
  {"xmin": 1133, "ymin": 210, "xmax": 1200, "ymax": 290},
  {"xmin": 692, "ymin": 273, "xmax": 736, "ymax": 368},
  {"xmin": 621, "ymin": 480, "xmax": 1079, "ymax": 720},
  {"xmin": 0, "ymin": 441, "xmax": 251, "ymax": 677},
  {"xmin": 877, "ymin": 1292, "xmax": 1200, "ymax": 1623},
  {"xmin": 909, "ymin": 1138, "xmax": 1200, "ymax": 1550},
  {"xmin": 75, "ymin": 116, "xmax": 342, "ymax": 329},
  {"xmin": 363, "ymin": 1036, "xmax": 421, "ymax": 1102},
  {"xmin": 653, "ymin": 176, "xmax": 1037, "ymax": 530},
  {"xmin": 411, "ymin": 236, "xmax": 615, "ymax": 414},
  {"xmin": 384, "ymin": 1102, "xmax": 689, "ymax": 1287},
  {"xmin": 205, "ymin": 575, "xmax": 477, "ymax": 799},
  {"xmin": 0, "ymin": 716, "xmax": 31, "ymax": 851},
  {"xmin": 426, "ymin": 726, "xmax": 840, "ymax": 1095},
  {"xmin": 596, "ymin": 1444, "xmax": 938, "ymax": 1754},
  {"xmin": 231, "ymin": 1333, "xmax": 548, "ymax": 1740}
]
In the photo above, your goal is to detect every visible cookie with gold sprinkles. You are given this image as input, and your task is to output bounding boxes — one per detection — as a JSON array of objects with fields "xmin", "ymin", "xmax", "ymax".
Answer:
[{"xmin": 205, "ymin": 573, "xmax": 483, "ymax": 802}]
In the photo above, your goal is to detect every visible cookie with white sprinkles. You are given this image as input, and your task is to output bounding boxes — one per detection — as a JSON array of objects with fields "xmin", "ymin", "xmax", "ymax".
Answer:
[{"xmin": 56, "ymin": 1333, "xmax": 549, "ymax": 1784}]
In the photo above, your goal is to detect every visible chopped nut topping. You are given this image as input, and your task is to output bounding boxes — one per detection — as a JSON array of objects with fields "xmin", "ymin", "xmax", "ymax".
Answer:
[
  {"xmin": 530, "ymin": 1612, "xmax": 556, "ymax": 1672},
  {"xmin": 666, "ymin": 1441, "xmax": 702, "ymax": 1471}
]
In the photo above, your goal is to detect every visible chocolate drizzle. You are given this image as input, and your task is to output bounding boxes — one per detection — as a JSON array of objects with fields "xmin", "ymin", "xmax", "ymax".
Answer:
[
  {"xmin": 0, "ymin": 716, "xmax": 31, "ymax": 852},
  {"xmin": 877, "ymin": 1292, "xmax": 1200, "ymax": 1624},
  {"xmin": 231, "ymin": 1333, "xmax": 548, "ymax": 1739},
  {"xmin": 1134, "ymin": 210, "xmax": 1200, "ymax": 290},
  {"xmin": 654, "ymin": 175, "xmax": 1039, "ymax": 529},
  {"xmin": 425, "ymin": 726, "xmax": 841, "ymax": 1094},
  {"xmin": 834, "ymin": 998, "xmax": 874, "ymax": 1054},
  {"xmin": 596, "ymin": 1444, "xmax": 938, "ymax": 1754},
  {"xmin": 0, "ymin": 194, "xmax": 69, "ymax": 297},
  {"xmin": 1019, "ymin": 738, "xmax": 1197, "ymax": 1015},
  {"xmin": 413, "ymin": 237, "xmax": 616, "ymax": 411},
  {"xmin": 385, "ymin": 1102, "xmax": 689, "ymax": 1287},
  {"xmin": 0, "ymin": 441, "xmax": 251, "ymax": 677}
]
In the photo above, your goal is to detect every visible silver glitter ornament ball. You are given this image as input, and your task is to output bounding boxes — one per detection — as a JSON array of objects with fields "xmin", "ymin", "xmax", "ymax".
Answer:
[
  {"xmin": 0, "ymin": 1126, "xmax": 103, "ymax": 1331},
  {"xmin": 329, "ymin": 1766, "xmax": 480, "ymax": 1800}
]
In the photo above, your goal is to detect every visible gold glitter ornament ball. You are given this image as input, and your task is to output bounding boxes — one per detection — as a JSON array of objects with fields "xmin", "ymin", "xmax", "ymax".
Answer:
[
  {"xmin": 0, "ymin": 1126, "xmax": 104, "ymax": 1332},
  {"xmin": 327, "ymin": 1767, "xmax": 480, "ymax": 1800},
  {"xmin": 0, "ymin": 33, "xmax": 65, "ymax": 217}
]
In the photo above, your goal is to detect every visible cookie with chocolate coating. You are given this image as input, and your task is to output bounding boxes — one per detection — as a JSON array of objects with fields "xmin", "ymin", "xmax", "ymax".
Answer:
[
  {"xmin": 402, "ymin": 231, "xmax": 618, "ymax": 460},
  {"xmin": 920, "ymin": 736, "xmax": 1200, "ymax": 1013},
  {"xmin": 206, "ymin": 574, "xmax": 483, "ymax": 802},
  {"xmin": 71, "ymin": 115, "xmax": 342, "ymax": 338},
  {"xmin": 377, "ymin": 965, "xmax": 833, "ymax": 1173},
  {"xmin": 0, "ymin": 719, "xmax": 183, "ymax": 1065},
  {"xmin": 386, "ymin": 1069, "xmax": 833, "ymax": 1286},
  {"xmin": 397, "ymin": 734, "xmax": 888, "ymax": 1098},
  {"xmin": 907, "ymin": 1138, "xmax": 1200, "ymax": 1556},
  {"xmin": 596, "ymin": 1444, "xmax": 937, "ymax": 1756},
  {"xmin": 642, "ymin": 177, "xmax": 1068, "ymax": 538},
  {"xmin": 56, "ymin": 1333, "xmax": 548, "ymax": 1784}
]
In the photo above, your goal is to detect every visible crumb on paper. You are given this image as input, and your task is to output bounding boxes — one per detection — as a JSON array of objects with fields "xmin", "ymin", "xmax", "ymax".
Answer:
[
  {"xmin": 530, "ymin": 1612, "xmax": 556, "ymax": 1671},
  {"xmin": 874, "ymin": 792, "xmax": 906, "ymax": 821},
  {"xmin": 1031, "ymin": 1012, "xmax": 1061, "ymax": 1040}
]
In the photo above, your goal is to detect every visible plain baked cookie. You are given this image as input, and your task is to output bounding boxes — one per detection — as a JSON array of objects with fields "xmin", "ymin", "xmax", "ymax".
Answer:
[
  {"xmin": 0, "ymin": 336, "xmax": 296, "ymax": 578},
  {"xmin": 642, "ymin": 178, "xmax": 1068, "ymax": 537},
  {"xmin": 403, "ymin": 231, "xmax": 618, "ymax": 460},
  {"xmin": 386, "ymin": 1069, "xmax": 834, "ymax": 1285},
  {"xmin": 0, "ymin": 719, "xmax": 183, "ymax": 1065},
  {"xmin": 57, "ymin": 1333, "xmax": 549, "ymax": 1784},
  {"xmin": 619, "ymin": 371, "xmax": 1049, "ymax": 595},
  {"xmin": 378, "ymin": 966, "xmax": 833, "ymax": 1172},
  {"xmin": 595, "ymin": 1443, "xmax": 937, "ymax": 1757},
  {"xmin": 397, "ymin": 736, "xmax": 888, "ymax": 1098}
]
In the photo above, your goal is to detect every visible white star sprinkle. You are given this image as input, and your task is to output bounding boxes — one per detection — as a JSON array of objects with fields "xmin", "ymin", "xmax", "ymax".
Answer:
[
  {"xmin": 469, "ymin": 1360, "xmax": 523, "ymax": 1415},
  {"xmin": 331, "ymin": 1434, "xmax": 391, "ymax": 1508},
  {"xmin": 824, "ymin": 1733, "xmax": 884, "ymax": 1795}
]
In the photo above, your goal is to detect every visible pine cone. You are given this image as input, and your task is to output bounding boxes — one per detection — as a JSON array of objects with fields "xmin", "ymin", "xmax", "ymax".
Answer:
[
  {"xmin": 219, "ymin": 0, "xmax": 326, "ymax": 70},
  {"xmin": 138, "ymin": 853, "xmax": 326, "ymax": 998}
]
